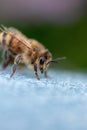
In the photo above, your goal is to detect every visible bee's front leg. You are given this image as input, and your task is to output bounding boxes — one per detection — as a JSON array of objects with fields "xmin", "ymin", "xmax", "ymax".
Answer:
[
  {"xmin": 10, "ymin": 54, "xmax": 22, "ymax": 77},
  {"xmin": 34, "ymin": 63, "xmax": 40, "ymax": 80},
  {"xmin": 44, "ymin": 70, "xmax": 48, "ymax": 78}
]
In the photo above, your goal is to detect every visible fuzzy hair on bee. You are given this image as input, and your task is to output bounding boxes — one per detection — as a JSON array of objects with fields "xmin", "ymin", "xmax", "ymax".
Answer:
[{"xmin": 0, "ymin": 25, "xmax": 66, "ymax": 80}]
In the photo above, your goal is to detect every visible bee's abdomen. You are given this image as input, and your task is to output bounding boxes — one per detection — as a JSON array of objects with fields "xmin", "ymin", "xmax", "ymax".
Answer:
[
  {"xmin": 0, "ymin": 32, "xmax": 7, "ymax": 45},
  {"xmin": 0, "ymin": 32, "xmax": 24, "ymax": 53},
  {"xmin": 0, "ymin": 32, "xmax": 12, "ymax": 46}
]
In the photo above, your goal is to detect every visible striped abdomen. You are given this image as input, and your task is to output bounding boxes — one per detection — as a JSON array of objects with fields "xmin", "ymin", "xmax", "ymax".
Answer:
[{"xmin": 0, "ymin": 32, "xmax": 26, "ymax": 53}]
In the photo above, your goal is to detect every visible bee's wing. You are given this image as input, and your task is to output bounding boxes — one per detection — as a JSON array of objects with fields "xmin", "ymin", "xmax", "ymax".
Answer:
[{"xmin": 0, "ymin": 25, "xmax": 32, "ymax": 50}]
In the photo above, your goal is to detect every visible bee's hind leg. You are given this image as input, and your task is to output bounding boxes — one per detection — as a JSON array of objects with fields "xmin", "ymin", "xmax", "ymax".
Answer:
[
  {"xmin": 1, "ymin": 49, "xmax": 13, "ymax": 70},
  {"xmin": 10, "ymin": 54, "xmax": 23, "ymax": 77}
]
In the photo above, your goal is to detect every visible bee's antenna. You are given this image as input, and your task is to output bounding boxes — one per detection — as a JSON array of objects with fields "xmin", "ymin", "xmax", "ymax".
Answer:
[{"xmin": 47, "ymin": 57, "xmax": 66, "ymax": 65}]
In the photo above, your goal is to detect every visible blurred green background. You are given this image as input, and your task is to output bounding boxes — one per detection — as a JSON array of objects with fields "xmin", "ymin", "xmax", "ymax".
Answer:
[{"xmin": 0, "ymin": 0, "xmax": 87, "ymax": 70}]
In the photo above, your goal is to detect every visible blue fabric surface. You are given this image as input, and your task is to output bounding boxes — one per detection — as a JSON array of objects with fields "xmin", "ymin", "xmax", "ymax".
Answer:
[{"xmin": 0, "ymin": 68, "xmax": 87, "ymax": 130}]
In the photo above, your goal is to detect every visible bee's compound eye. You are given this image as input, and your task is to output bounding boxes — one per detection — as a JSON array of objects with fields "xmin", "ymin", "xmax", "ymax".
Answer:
[
  {"xmin": 39, "ymin": 57, "xmax": 45, "ymax": 65},
  {"xmin": 45, "ymin": 56, "xmax": 47, "ymax": 59}
]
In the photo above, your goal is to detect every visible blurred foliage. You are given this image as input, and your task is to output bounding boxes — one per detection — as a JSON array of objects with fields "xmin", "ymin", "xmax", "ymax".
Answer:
[{"xmin": 0, "ymin": 16, "xmax": 87, "ymax": 69}]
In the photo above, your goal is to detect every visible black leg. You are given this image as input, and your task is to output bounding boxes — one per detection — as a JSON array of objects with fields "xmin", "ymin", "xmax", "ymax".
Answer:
[
  {"xmin": 34, "ymin": 63, "xmax": 40, "ymax": 80},
  {"xmin": 10, "ymin": 54, "xmax": 22, "ymax": 77},
  {"xmin": 2, "ymin": 49, "xmax": 13, "ymax": 70},
  {"xmin": 44, "ymin": 70, "xmax": 48, "ymax": 78},
  {"xmin": 10, "ymin": 64, "xmax": 17, "ymax": 77}
]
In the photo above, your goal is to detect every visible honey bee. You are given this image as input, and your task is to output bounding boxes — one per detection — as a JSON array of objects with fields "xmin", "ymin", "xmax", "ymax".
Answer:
[{"xmin": 0, "ymin": 25, "xmax": 66, "ymax": 80}]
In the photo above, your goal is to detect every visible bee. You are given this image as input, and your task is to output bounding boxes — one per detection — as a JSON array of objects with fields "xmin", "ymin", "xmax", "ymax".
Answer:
[{"xmin": 0, "ymin": 25, "xmax": 66, "ymax": 80}]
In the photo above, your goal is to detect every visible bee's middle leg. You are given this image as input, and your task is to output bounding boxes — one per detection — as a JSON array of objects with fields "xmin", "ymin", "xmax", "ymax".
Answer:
[{"xmin": 10, "ymin": 54, "xmax": 23, "ymax": 77}]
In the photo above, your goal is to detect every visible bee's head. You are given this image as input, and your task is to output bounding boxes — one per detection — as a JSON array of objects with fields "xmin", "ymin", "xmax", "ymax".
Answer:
[
  {"xmin": 39, "ymin": 56, "xmax": 45, "ymax": 73},
  {"xmin": 39, "ymin": 56, "xmax": 66, "ymax": 73},
  {"xmin": 38, "ymin": 50, "xmax": 52, "ymax": 74}
]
